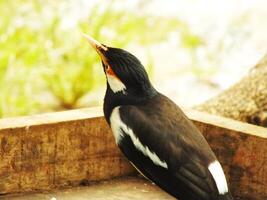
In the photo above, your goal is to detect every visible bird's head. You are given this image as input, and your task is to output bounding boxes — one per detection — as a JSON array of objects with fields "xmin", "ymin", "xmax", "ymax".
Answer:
[{"xmin": 83, "ymin": 34, "xmax": 156, "ymax": 98}]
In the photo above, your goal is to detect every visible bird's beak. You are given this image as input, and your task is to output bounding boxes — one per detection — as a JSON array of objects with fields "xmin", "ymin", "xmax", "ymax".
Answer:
[{"xmin": 82, "ymin": 33, "xmax": 108, "ymax": 64}]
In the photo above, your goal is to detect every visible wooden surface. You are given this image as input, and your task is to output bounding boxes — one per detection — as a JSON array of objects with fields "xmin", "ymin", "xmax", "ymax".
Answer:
[
  {"xmin": 0, "ymin": 107, "xmax": 135, "ymax": 195},
  {"xmin": 186, "ymin": 109, "xmax": 267, "ymax": 200},
  {"xmin": 0, "ymin": 107, "xmax": 267, "ymax": 199},
  {"xmin": 1, "ymin": 176, "xmax": 174, "ymax": 200}
]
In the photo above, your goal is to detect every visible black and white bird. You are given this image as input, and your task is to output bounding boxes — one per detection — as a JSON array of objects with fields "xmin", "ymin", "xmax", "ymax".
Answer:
[{"xmin": 83, "ymin": 34, "xmax": 233, "ymax": 200}]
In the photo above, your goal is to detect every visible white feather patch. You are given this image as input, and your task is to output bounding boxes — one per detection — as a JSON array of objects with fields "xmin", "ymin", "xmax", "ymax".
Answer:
[
  {"xmin": 110, "ymin": 107, "xmax": 168, "ymax": 169},
  {"xmin": 107, "ymin": 74, "xmax": 126, "ymax": 93},
  {"xmin": 110, "ymin": 107, "xmax": 125, "ymax": 144},
  {"xmin": 208, "ymin": 160, "xmax": 229, "ymax": 195}
]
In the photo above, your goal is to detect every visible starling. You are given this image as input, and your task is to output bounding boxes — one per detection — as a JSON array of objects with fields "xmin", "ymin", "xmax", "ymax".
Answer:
[{"xmin": 84, "ymin": 34, "xmax": 233, "ymax": 200}]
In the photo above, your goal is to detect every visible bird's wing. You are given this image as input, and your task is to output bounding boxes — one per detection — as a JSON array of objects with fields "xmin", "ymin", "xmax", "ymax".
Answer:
[{"xmin": 115, "ymin": 103, "xmax": 228, "ymax": 199}]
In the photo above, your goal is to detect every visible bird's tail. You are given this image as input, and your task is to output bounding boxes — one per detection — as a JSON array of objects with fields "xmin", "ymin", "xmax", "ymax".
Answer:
[{"xmin": 219, "ymin": 192, "xmax": 234, "ymax": 200}]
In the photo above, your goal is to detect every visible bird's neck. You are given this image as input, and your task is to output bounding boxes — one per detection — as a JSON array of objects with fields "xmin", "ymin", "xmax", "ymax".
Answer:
[{"xmin": 103, "ymin": 85, "xmax": 157, "ymax": 124}]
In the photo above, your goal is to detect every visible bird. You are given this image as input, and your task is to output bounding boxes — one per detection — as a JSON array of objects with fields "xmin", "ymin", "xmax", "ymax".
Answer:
[{"xmin": 83, "ymin": 33, "xmax": 233, "ymax": 200}]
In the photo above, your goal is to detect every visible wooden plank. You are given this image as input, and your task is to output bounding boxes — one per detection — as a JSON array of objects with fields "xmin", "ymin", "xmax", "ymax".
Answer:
[
  {"xmin": 0, "ymin": 109, "xmax": 135, "ymax": 194},
  {"xmin": 1, "ymin": 176, "xmax": 174, "ymax": 200},
  {"xmin": 185, "ymin": 109, "xmax": 267, "ymax": 200},
  {"xmin": 0, "ymin": 107, "xmax": 267, "ymax": 199}
]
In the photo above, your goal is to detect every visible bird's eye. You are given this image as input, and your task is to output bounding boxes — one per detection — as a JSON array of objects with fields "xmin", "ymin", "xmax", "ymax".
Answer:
[{"xmin": 105, "ymin": 65, "xmax": 116, "ymax": 77}]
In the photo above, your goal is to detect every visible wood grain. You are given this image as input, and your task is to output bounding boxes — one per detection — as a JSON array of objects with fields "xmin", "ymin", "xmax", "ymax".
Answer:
[
  {"xmin": 0, "ymin": 109, "xmax": 135, "ymax": 194},
  {"xmin": 0, "ymin": 107, "xmax": 267, "ymax": 199}
]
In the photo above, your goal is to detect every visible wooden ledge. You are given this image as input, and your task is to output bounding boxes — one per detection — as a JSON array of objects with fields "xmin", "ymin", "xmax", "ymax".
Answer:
[
  {"xmin": 184, "ymin": 108, "xmax": 267, "ymax": 138},
  {"xmin": 2, "ymin": 176, "xmax": 174, "ymax": 200},
  {"xmin": 1, "ymin": 107, "xmax": 266, "ymax": 137},
  {"xmin": 0, "ymin": 107, "xmax": 103, "ymax": 130},
  {"xmin": 0, "ymin": 107, "xmax": 267, "ymax": 200}
]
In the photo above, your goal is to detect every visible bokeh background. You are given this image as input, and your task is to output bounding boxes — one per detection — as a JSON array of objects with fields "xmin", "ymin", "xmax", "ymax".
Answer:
[{"xmin": 0, "ymin": 0, "xmax": 267, "ymax": 118}]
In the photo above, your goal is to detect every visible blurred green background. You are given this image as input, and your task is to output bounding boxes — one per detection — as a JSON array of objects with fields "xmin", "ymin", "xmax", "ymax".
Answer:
[{"xmin": 0, "ymin": 0, "xmax": 266, "ymax": 118}]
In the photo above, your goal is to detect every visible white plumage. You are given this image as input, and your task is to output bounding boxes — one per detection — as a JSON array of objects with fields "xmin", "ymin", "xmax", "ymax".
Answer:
[
  {"xmin": 208, "ymin": 160, "xmax": 229, "ymax": 195},
  {"xmin": 110, "ymin": 106, "xmax": 168, "ymax": 169},
  {"xmin": 107, "ymin": 74, "xmax": 126, "ymax": 93}
]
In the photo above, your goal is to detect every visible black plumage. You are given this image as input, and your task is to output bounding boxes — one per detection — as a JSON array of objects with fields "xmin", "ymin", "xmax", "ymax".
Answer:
[
  {"xmin": 84, "ymin": 34, "xmax": 233, "ymax": 200},
  {"xmin": 113, "ymin": 95, "xmax": 228, "ymax": 200}
]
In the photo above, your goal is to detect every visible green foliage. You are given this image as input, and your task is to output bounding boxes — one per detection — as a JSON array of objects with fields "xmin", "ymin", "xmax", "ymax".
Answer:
[
  {"xmin": 181, "ymin": 31, "xmax": 203, "ymax": 49},
  {"xmin": 0, "ymin": 0, "xmax": 184, "ymax": 117}
]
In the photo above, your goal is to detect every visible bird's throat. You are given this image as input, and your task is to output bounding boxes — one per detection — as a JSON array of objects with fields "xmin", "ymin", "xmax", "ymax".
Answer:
[{"xmin": 106, "ymin": 74, "xmax": 126, "ymax": 94}]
